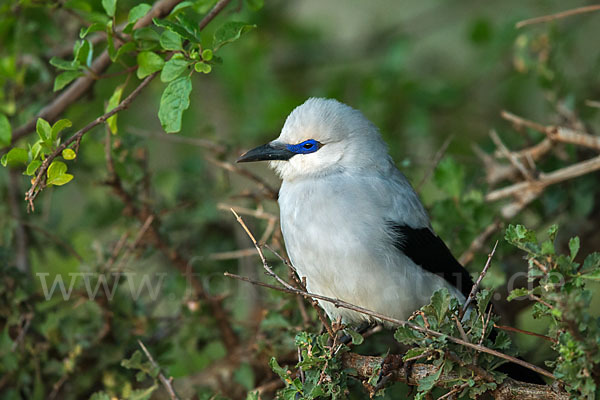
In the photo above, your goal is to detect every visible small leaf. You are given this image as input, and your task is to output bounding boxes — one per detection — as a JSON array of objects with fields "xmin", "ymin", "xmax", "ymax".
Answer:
[
  {"xmin": 74, "ymin": 40, "xmax": 92, "ymax": 66},
  {"xmin": 507, "ymin": 287, "xmax": 529, "ymax": 301},
  {"xmin": 62, "ymin": 149, "xmax": 76, "ymax": 160},
  {"xmin": 153, "ymin": 18, "xmax": 198, "ymax": 43},
  {"xmin": 158, "ymin": 76, "xmax": 192, "ymax": 133},
  {"xmin": 47, "ymin": 160, "xmax": 67, "ymax": 181},
  {"xmin": 54, "ymin": 71, "xmax": 83, "ymax": 91},
  {"xmin": 102, "ymin": 0, "xmax": 117, "ymax": 17},
  {"xmin": 49, "ymin": 57, "xmax": 79, "ymax": 71},
  {"xmin": 582, "ymin": 252, "xmax": 600, "ymax": 272},
  {"xmin": 417, "ymin": 363, "xmax": 443, "ymax": 393},
  {"xmin": 80, "ymin": 22, "xmax": 105, "ymax": 38},
  {"xmin": 160, "ymin": 56, "xmax": 190, "ymax": 82},
  {"xmin": 213, "ymin": 21, "xmax": 256, "ymax": 51},
  {"xmin": 403, "ymin": 347, "xmax": 427, "ymax": 361},
  {"xmin": 201, "ymin": 49, "xmax": 213, "ymax": 61},
  {"xmin": 51, "ymin": 119, "xmax": 72, "ymax": 141},
  {"xmin": 25, "ymin": 160, "xmax": 42, "ymax": 176},
  {"xmin": 569, "ymin": 237, "xmax": 580, "ymax": 261},
  {"xmin": 2, "ymin": 148, "xmax": 28, "ymax": 167},
  {"xmin": 194, "ymin": 62, "xmax": 211, "ymax": 74},
  {"xmin": 159, "ymin": 30, "xmax": 183, "ymax": 51},
  {"xmin": 36, "ymin": 118, "xmax": 52, "ymax": 142},
  {"xmin": 128, "ymin": 3, "xmax": 151, "ymax": 24},
  {"xmin": 106, "ymin": 85, "xmax": 124, "ymax": 133},
  {"xmin": 0, "ymin": 113, "xmax": 11, "ymax": 147},
  {"xmin": 137, "ymin": 51, "xmax": 164, "ymax": 79},
  {"xmin": 345, "ymin": 329, "xmax": 364, "ymax": 345}
]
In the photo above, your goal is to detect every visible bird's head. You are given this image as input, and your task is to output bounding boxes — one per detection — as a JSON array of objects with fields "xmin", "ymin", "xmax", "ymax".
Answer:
[{"xmin": 237, "ymin": 98, "xmax": 391, "ymax": 181}]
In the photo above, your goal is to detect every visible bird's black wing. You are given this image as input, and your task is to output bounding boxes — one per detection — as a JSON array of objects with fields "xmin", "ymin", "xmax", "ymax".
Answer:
[{"xmin": 389, "ymin": 224, "xmax": 474, "ymax": 298}]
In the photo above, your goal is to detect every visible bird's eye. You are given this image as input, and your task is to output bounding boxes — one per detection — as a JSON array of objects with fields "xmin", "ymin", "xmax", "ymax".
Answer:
[{"xmin": 287, "ymin": 139, "xmax": 321, "ymax": 155}]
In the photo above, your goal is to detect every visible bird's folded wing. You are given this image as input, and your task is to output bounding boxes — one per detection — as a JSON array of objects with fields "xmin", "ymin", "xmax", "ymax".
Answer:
[{"xmin": 389, "ymin": 224, "xmax": 474, "ymax": 298}]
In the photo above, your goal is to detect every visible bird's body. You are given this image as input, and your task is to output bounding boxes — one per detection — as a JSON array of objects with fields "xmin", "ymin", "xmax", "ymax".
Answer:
[
  {"xmin": 239, "ymin": 98, "xmax": 472, "ymax": 325},
  {"xmin": 279, "ymin": 163, "xmax": 465, "ymax": 324}
]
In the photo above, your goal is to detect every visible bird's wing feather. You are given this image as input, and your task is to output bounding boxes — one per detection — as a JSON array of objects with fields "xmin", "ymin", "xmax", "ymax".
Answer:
[{"xmin": 388, "ymin": 224, "xmax": 474, "ymax": 298}]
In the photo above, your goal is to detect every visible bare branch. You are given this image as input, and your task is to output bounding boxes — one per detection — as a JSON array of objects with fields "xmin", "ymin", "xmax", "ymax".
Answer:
[
  {"xmin": 460, "ymin": 241, "xmax": 498, "ymax": 317},
  {"xmin": 516, "ymin": 4, "xmax": 600, "ymax": 29},
  {"xmin": 137, "ymin": 340, "xmax": 181, "ymax": 400}
]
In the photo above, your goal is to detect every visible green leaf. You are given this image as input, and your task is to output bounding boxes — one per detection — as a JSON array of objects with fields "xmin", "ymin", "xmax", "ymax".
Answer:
[
  {"xmin": 269, "ymin": 357, "xmax": 289, "ymax": 381},
  {"xmin": 25, "ymin": 160, "xmax": 42, "ymax": 176},
  {"xmin": 582, "ymin": 252, "xmax": 600, "ymax": 272},
  {"xmin": 36, "ymin": 118, "xmax": 52, "ymax": 142},
  {"xmin": 49, "ymin": 57, "xmax": 79, "ymax": 71},
  {"xmin": 1, "ymin": 148, "xmax": 28, "ymax": 167},
  {"xmin": 74, "ymin": 40, "xmax": 92, "ymax": 67},
  {"xmin": 417, "ymin": 363, "xmax": 443, "ymax": 393},
  {"xmin": 160, "ymin": 56, "xmax": 190, "ymax": 82},
  {"xmin": 213, "ymin": 21, "xmax": 257, "ymax": 51},
  {"xmin": 569, "ymin": 237, "xmax": 580, "ymax": 261},
  {"xmin": 137, "ymin": 51, "xmax": 164, "ymax": 79},
  {"xmin": 54, "ymin": 71, "xmax": 84, "ymax": 91},
  {"xmin": 153, "ymin": 18, "xmax": 198, "ymax": 43},
  {"xmin": 194, "ymin": 62, "xmax": 211, "ymax": 74},
  {"xmin": 80, "ymin": 22, "xmax": 105, "ymax": 38},
  {"xmin": 102, "ymin": 0, "xmax": 116, "ymax": 17},
  {"xmin": 127, "ymin": 385, "xmax": 157, "ymax": 400},
  {"xmin": 62, "ymin": 149, "xmax": 76, "ymax": 160},
  {"xmin": 158, "ymin": 76, "xmax": 192, "ymax": 133},
  {"xmin": 430, "ymin": 288, "xmax": 451, "ymax": 323},
  {"xmin": 134, "ymin": 27, "xmax": 161, "ymax": 42},
  {"xmin": 507, "ymin": 287, "xmax": 529, "ymax": 301},
  {"xmin": 46, "ymin": 161, "xmax": 74, "ymax": 186},
  {"xmin": 345, "ymin": 329, "xmax": 364, "ymax": 345},
  {"xmin": 110, "ymin": 41, "xmax": 136, "ymax": 62},
  {"xmin": 394, "ymin": 325, "xmax": 422, "ymax": 344},
  {"xmin": 128, "ymin": 3, "xmax": 151, "ymax": 24},
  {"xmin": 0, "ymin": 113, "xmax": 11, "ymax": 147},
  {"xmin": 47, "ymin": 160, "xmax": 67, "ymax": 180},
  {"xmin": 403, "ymin": 347, "xmax": 427, "ymax": 361},
  {"xmin": 106, "ymin": 85, "xmax": 124, "ymax": 133},
  {"xmin": 51, "ymin": 119, "xmax": 72, "ymax": 141},
  {"xmin": 201, "ymin": 49, "xmax": 213, "ymax": 61},
  {"xmin": 159, "ymin": 30, "xmax": 183, "ymax": 51}
]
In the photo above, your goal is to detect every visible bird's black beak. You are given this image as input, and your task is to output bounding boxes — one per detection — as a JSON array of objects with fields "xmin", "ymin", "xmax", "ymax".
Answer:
[{"xmin": 236, "ymin": 142, "xmax": 295, "ymax": 163}]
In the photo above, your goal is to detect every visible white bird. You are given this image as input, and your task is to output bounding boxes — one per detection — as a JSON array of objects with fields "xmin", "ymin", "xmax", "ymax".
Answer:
[{"xmin": 237, "ymin": 97, "xmax": 473, "ymax": 326}]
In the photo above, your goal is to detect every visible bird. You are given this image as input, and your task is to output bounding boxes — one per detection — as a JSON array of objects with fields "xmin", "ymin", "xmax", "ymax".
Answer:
[
  {"xmin": 237, "ymin": 97, "xmax": 474, "ymax": 325},
  {"xmin": 237, "ymin": 98, "xmax": 544, "ymax": 385}
]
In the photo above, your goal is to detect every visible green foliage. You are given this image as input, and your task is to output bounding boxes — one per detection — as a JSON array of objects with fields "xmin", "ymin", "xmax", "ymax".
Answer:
[
  {"xmin": 271, "ymin": 332, "xmax": 351, "ymax": 399},
  {"xmin": 1, "ymin": 1, "xmax": 600, "ymax": 399},
  {"xmin": 506, "ymin": 225, "xmax": 600, "ymax": 398}
]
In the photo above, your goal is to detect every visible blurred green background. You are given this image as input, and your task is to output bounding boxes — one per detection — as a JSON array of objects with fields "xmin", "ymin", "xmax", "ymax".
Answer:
[{"xmin": 1, "ymin": 0, "xmax": 599, "ymax": 398}]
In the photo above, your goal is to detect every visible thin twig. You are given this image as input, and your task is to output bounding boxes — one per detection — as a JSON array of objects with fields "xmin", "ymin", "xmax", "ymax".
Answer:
[
  {"xmin": 25, "ymin": 72, "xmax": 158, "ymax": 211},
  {"xmin": 137, "ymin": 340, "xmax": 181, "ymax": 400},
  {"xmin": 493, "ymin": 324, "xmax": 557, "ymax": 344},
  {"xmin": 224, "ymin": 271, "xmax": 555, "ymax": 380},
  {"xmin": 461, "ymin": 241, "xmax": 498, "ymax": 317},
  {"xmin": 516, "ymin": 4, "xmax": 600, "ymax": 29}
]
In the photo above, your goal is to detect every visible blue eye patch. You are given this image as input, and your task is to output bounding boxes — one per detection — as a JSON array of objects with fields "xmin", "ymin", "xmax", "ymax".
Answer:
[{"xmin": 286, "ymin": 139, "xmax": 322, "ymax": 155}]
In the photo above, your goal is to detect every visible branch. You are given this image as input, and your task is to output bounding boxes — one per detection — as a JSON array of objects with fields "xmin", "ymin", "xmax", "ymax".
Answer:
[
  {"xmin": 461, "ymin": 241, "xmax": 498, "ymax": 316},
  {"xmin": 138, "ymin": 340, "xmax": 181, "ymax": 400},
  {"xmin": 341, "ymin": 353, "xmax": 568, "ymax": 400},
  {"xmin": 516, "ymin": 4, "xmax": 600, "ymax": 29},
  {"xmin": 224, "ymin": 271, "xmax": 555, "ymax": 380},
  {"xmin": 25, "ymin": 72, "xmax": 158, "ymax": 211},
  {"xmin": 7, "ymin": 0, "xmax": 185, "ymax": 147}
]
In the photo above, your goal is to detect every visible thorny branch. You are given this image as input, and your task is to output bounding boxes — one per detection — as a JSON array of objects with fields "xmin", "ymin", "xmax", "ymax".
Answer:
[
  {"xmin": 225, "ymin": 218, "xmax": 559, "ymax": 383},
  {"xmin": 516, "ymin": 4, "xmax": 600, "ymax": 29},
  {"xmin": 138, "ymin": 340, "xmax": 181, "ymax": 400}
]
